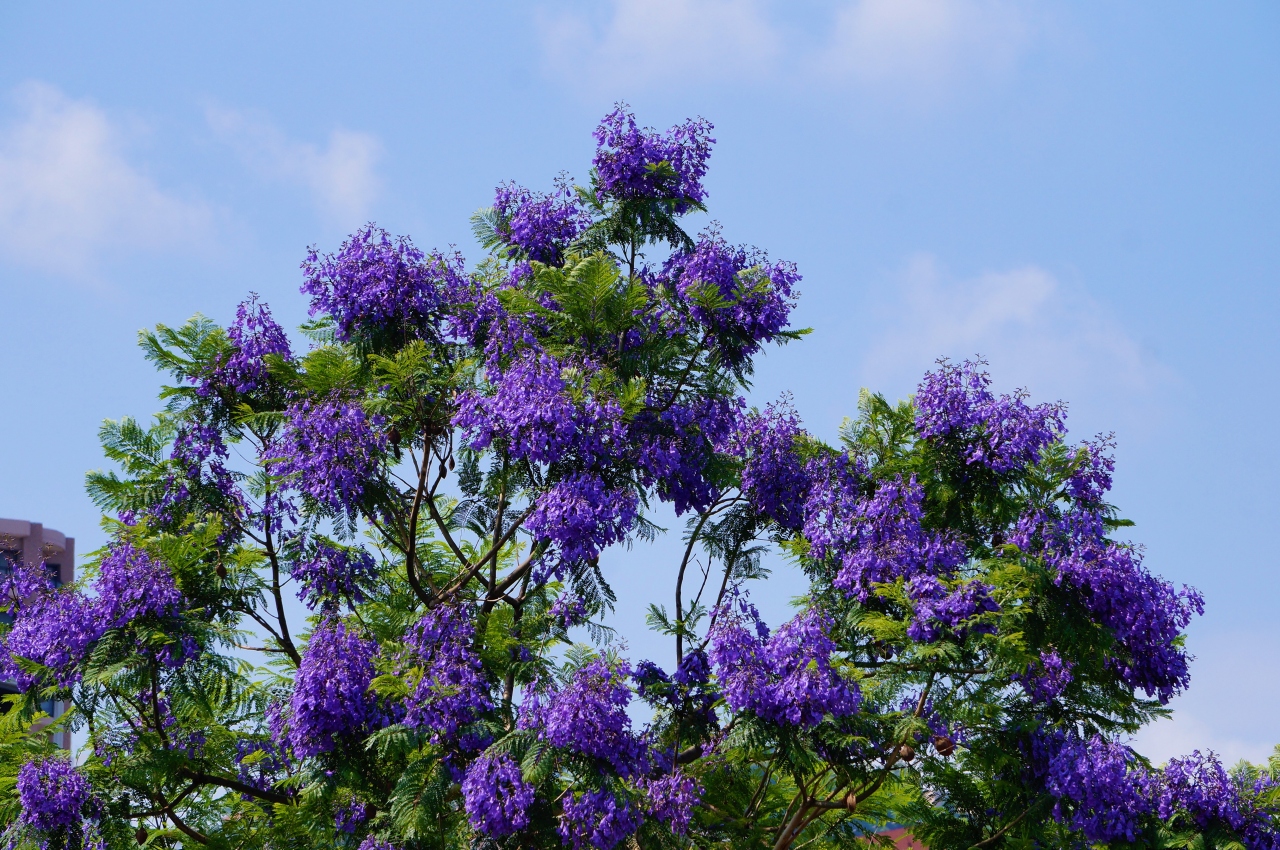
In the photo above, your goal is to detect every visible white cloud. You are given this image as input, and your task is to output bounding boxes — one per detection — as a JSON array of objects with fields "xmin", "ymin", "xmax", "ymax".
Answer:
[
  {"xmin": 206, "ymin": 107, "xmax": 381, "ymax": 224},
  {"xmin": 537, "ymin": 0, "xmax": 781, "ymax": 91},
  {"xmin": 860, "ymin": 255, "xmax": 1170, "ymax": 430},
  {"xmin": 0, "ymin": 82, "xmax": 213, "ymax": 278},
  {"xmin": 816, "ymin": 0, "xmax": 1032, "ymax": 88},
  {"xmin": 537, "ymin": 0, "xmax": 1035, "ymax": 95}
]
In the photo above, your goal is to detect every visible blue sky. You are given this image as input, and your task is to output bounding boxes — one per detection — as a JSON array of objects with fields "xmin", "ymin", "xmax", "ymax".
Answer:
[{"xmin": 1, "ymin": 1, "xmax": 1277, "ymax": 764}]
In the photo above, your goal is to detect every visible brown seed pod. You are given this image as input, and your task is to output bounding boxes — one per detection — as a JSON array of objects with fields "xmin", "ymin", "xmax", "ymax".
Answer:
[
  {"xmin": 845, "ymin": 792, "xmax": 858, "ymax": 811},
  {"xmin": 439, "ymin": 460, "xmax": 448, "ymax": 479},
  {"xmin": 933, "ymin": 735, "xmax": 955, "ymax": 757},
  {"xmin": 388, "ymin": 426, "xmax": 402, "ymax": 447},
  {"xmin": 899, "ymin": 744, "xmax": 916, "ymax": 763},
  {"xmin": 135, "ymin": 826, "xmax": 148, "ymax": 845},
  {"xmin": 215, "ymin": 563, "xmax": 227, "ymax": 580}
]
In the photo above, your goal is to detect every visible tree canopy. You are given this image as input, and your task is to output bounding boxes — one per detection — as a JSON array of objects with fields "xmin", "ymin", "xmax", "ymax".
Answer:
[{"xmin": 1, "ymin": 105, "xmax": 1276, "ymax": 850}]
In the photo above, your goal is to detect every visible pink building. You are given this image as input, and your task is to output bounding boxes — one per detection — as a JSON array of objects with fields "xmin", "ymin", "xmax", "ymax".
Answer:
[{"xmin": 0, "ymin": 518, "xmax": 74, "ymax": 750}]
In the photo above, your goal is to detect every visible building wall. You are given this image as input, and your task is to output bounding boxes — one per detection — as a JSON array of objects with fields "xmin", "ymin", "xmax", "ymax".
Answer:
[{"xmin": 0, "ymin": 518, "xmax": 74, "ymax": 750}]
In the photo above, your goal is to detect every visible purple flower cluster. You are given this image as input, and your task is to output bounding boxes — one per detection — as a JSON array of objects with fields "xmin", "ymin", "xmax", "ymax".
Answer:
[
  {"xmin": 592, "ymin": 106, "xmax": 714, "ymax": 212},
  {"xmin": 1, "ymin": 540, "xmax": 191, "ymax": 690},
  {"xmin": 631, "ymin": 396, "xmax": 738, "ymax": 516},
  {"xmin": 95, "ymin": 539, "xmax": 184, "ymax": 629},
  {"xmin": 276, "ymin": 396, "xmax": 386, "ymax": 515},
  {"xmin": 301, "ymin": 225, "xmax": 466, "ymax": 343},
  {"xmin": 915, "ymin": 359, "xmax": 1065, "ymax": 473},
  {"xmin": 1016, "ymin": 650, "xmax": 1075, "ymax": 702},
  {"xmin": 522, "ymin": 660, "xmax": 648, "ymax": 777},
  {"xmin": 289, "ymin": 541, "xmax": 378, "ymax": 610},
  {"xmin": 2, "ymin": 584, "xmax": 99, "ymax": 689},
  {"xmin": 17, "ymin": 757, "xmax": 92, "ymax": 835},
  {"xmin": 1045, "ymin": 733, "xmax": 1154, "ymax": 843},
  {"xmin": 1022, "ymin": 508, "xmax": 1203, "ymax": 703},
  {"xmin": 455, "ymin": 351, "xmax": 627, "ymax": 468},
  {"xmin": 461, "ymin": 750, "xmax": 535, "ymax": 838},
  {"xmin": 558, "ymin": 789, "xmax": 645, "ymax": 850},
  {"xmin": 805, "ymin": 470, "xmax": 966, "ymax": 602},
  {"xmin": 904, "ymin": 575, "xmax": 999, "ymax": 643},
  {"xmin": 1157, "ymin": 754, "xmax": 1279, "ymax": 850},
  {"xmin": 213, "ymin": 294, "xmax": 292, "ymax": 394},
  {"xmin": 665, "ymin": 233, "xmax": 800, "ymax": 363},
  {"xmin": 525, "ymin": 473, "xmax": 639, "ymax": 567},
  {"xmin": 335, "ymin": 799, "xmax": 371, "ymax": 833},
  {"xmin": 725, "ymin": 400, "xmax": 809, "ymax": 530},
  {"xmin": 168, "ymin": 421, "xmax": 242, "ymax": 512},
  {"xmin": 492, "ymin": 176, "xmax": 590, "ymax": 265},
  {"xmin": 403, "ymin": 606, "xmax": 491, "ymax": 741},
  {"xmin": 641, "ymin": 770, "xmax": 701, "ymax": 834},
  {"xmin": 709, "ymin": 600, "xmax": 859, "ymax": 728},
  {"xmin": 551, "ymin": 592, "xmax": 588, "ymax": 628},
  {"xmin": 288, "ymin": 618, "xmax": 395, "ymax": 757}
]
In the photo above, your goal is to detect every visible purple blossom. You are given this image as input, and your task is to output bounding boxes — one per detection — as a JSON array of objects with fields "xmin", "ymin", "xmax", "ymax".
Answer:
[
  {"xmin": 288, "ymin": 617, "xmax": 396, "ymax": 757},
  {"xmin": 17, "ymin": 757, "xmax": 91, "ymax": 834},
  {"xmin": 631, "ymin": 396, "xmax": 738, "ymax": 516},
  {"xmin": 2, "ymin": 576, "xmax": 100, "ymax": 690},
  {"xmin": 724, "ymin": 399, "xmax": 809, "ymax": 529},
  {"xmin": 805, "ymin": 471, "xmax": 966, "ymax": 601},
  {"xmin": 915, "ymin": 358, "xmax": 1065, "ymax": 473},
  {"xmin": 522, "ymin": 659, "xmax": 648, "ymax": 777},
  {"xmin": 592, "ymin": 106, "xmax": 714, "ymax": 212},
  {"xmin": 94, "ymin": 540, "xmax": 184, "ymax": 629},
  {"xmin": 289, "ymin": 541, "xmax": 378, "ymax": 610},
  {"xmin": 904, "ymin": 575, "xmax": 999, "ymax": 643},
  {"xmin": 551, "ymin": 592, "xmax": 588, "ymax": 628},
  {"xmin": 1044, "ymin": 733, "xmax": 1155, "ymax": 844},
  {"xmin": 1041, "ymin": 513, "xmax": 1203, "ymax": 703},
  {"xmin": 709, "ymin": 600, "xmax": 859, "ymax": 728},
  {"xmin": 1016, "ymin": 650, "xmax": 1075, "ymax": 703},
  {"xmin": 492, "ymin": 176, "xmax": 590, "ymax": 265},
  {"xmin": 525, "ymin": 473, "xmax": 639, "ymax": 566},
  {"xmin": 357, "ymin": 838, "xmax": 398, "ymax": 850},
  {"xmin": 455, "ymin": 351, "xmax": 627, "ymax": 467},
  {"xmin": 301, "ymin": 225, "xmax": 467, "ymax": 344},
  {"xmin": 403, "ymin": 606, "xmax": 491, "ymax": 741},
  {"xmin": 276, "ymin": 395, "xmax": 386, "ymax": 514},
  {"xmin": 167, "ymin": 421, "xmax": 242, "ymax": 513},
  {"xmin": 461, "ymin": 750, "xmax": 535, "ymax": 838},
  {"xmin": 213, "ymin": 293, "xmax": 292, "ymax": 394},
  {"xmin": 641, "ymin": 770, "xmax": 701, "ymax": 834},
  {"xmin": 335, "ymin": 799, "xmax": 371, "ymax": 834},
  {"xmin": 665, "ymin": 233, "xmax": 800, "ymax": 363},
  {"xmin": 558, "ymin": 789, "xmax": 645, "ymax": 850},
  {"xmin": 1158, "ymin": 751, "xmax": 1248, "ymax": 832}
]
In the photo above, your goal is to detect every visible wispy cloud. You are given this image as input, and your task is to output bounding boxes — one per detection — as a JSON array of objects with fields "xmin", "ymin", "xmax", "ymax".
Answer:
[
  {"xmin": 0, "ymin": 82, "xmax": 213, "ymax": 279},
  {"xmin": 537, "ymin": 0, "xmax": 1037, "ymax": 95},
  {"xmin": 537, "ymin": 0, "xmax": 781, "ymax": 91},
  {"xmin": 815, "ymin": 0, "xmax": 1032, "ymax": 89},
  {"xmin": 206, "ymin": 106, "xmax": 381, "ymax": 225},
  {"xmin": 859, "ymin": 255, "xmax": 1170, "ymax": 429}
]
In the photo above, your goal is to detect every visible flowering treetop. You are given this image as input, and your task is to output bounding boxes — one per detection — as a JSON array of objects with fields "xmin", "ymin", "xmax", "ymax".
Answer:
[{"xmin": 0, "ymin": 106, "xmax": 1275, "ymax": 850}]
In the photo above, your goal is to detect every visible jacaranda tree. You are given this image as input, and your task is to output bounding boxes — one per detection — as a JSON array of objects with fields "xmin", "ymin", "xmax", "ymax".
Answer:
[{"xmin": 1, "ymin": 106, "xmax": 1276, "ymax": 850}]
